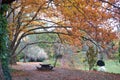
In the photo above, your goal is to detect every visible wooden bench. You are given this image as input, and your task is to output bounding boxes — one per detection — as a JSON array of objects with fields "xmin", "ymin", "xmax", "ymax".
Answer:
[{"xmin": 36, "ymin": 64, "xmax": 53, "ymax": 71}]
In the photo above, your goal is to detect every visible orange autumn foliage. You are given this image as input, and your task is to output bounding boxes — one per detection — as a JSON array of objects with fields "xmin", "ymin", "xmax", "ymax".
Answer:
[
  {"xmin": 7, "ymin": 0, "xmax": 118, "ymax": 54},
  {"xmin": 53, "ymin": 0, "xmax": 118, "ymax": 47}
]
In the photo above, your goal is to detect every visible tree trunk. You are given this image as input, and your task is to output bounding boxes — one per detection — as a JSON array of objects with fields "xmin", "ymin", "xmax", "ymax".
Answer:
[
  {"xmin": 0, "ymin": 2, "xmax": 14, "ymax": 80},
  {"xmin": 53, "ymin": 57, "xmax": 58, "ymax": 67},
  {"xmin": 24, "ymin": 55, "xmax": 27, "ymax": 63},
  {"xmin": 0, "ymin": 61, "xmax": 5, "ymax": 80},
  {"xmin": 10, "ymin": 56, "xmax": 17, "ymax": 65}
]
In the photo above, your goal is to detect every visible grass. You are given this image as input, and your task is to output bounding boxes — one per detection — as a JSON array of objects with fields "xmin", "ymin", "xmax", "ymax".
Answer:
[
  {"xmin": 105, "ymin": 60, "xmax": 120, "ymax": 74},
  {"xmin": 43, "ymin": 58, "xmax": 61, "ymax": 67},
  {"xmin": 43, "ymin": 58, "xmax": 120, "ymax": 74},
  {"xmin": 81, "ymin": 60, "xmax": 120, "ymax": 74}
]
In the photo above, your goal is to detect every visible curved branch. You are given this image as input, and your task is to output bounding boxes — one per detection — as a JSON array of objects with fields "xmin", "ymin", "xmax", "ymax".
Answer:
[
  {"xmin": 23, "ymin": 31, "xmax": 70, "ymax": 37},
  {"xmin": 23, "ymin": 2, "xmax": 46, "ymax": 28},
  {"xmin": 12, "ymin": 41, "xmax": 61, "ymax": 57},
  {"xmin": 23, "ymin": 25, "xmax": 71, "ymax": 33},
  {"xmin": 7, "ymin": 4, "xmax": 21, "ymax": 18}
]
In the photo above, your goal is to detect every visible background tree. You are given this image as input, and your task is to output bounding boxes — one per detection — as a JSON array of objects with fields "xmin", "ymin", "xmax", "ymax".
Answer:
[
  {"xmin": 54, "ymin": 0, "xmax": 118, "ymax": 58},
  {"xmin": 5, "ymin": 0, "xmax": 119, "ymax": 67},
  {"xmin": 6, "ymin": 0, "xmax": 118, "ymax": 65},
  {"xmin": 86, "ymin": 46, "xmax": 98, "ymax": 70},
  {"xmin": 0, "ymin": 0, "xmax": 119, "ymax": 79},
  {"xmin": 7, "ymin": 0, "xmax": 71, "ymax": 64},
  {"xmin": 17, "ymin": 34, "xmax": 49, "ymax": 62}
]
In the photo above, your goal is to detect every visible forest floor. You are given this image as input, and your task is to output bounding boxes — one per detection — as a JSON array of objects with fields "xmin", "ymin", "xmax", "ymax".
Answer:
[{"xmin": 11, "ymin": 62, "xmax": 120, "ymax": 80}]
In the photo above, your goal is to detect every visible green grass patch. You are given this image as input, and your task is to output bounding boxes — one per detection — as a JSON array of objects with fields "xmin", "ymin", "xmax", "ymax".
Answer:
[
  {"xmin": 105, "ymin": 60, "xmax": 120, "ymax": 74},
  {"xmin": 81, "ymin": 60, "xmax": 120, "ymax": 74},
  {"xmin": 44, "ymin": 58, "xmax": 120, "ymax": 74},
  {"xmin": 43, "ymin": 58, "xmax": 61, "ymax": 67}
]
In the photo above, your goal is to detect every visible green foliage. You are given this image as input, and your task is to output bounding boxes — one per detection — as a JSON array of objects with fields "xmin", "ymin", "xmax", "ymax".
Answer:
[
  {"xmin": 0, "ymin": 4, "xmax": 11, "ymax": 80},
  {"xmin": 113, "ymin": 41, "xmax": 120, "ymax": 63},
  {"xmin": 36, "ymin": 58, "xmax": 45, "ymax": 62},
  {"xmin": 86, "ymin": 46, "xmax": 98, "ymax": 70},
  {"xmin": 93, "ymin": 67, "xmax": 98, "ymax": 71},
  {"xmin": 38, "ymin": 33, "xmax": 58, "ymax": 49},
  {"xmin": 67, "ymin": 51, "xmax": 87, "ymax": 69},
  {"xmin": 114, "ymin": 52, "xmax": 120, "ymax": 64},
  {"xmin": 17, "ymin": 53, "xmax": 24, "ymax": 61},
  {"xmin": 43, "ymin": 58, "xmax": 60, "ymax": 67},
  {"xmin": 0, "ymin": 4, "xmax": 8, "ymax": 14},
  {"xmin": 54, "ymin": 54, "xmax": 63, "ymax": 59},
  {"xmin": 38, "ymin": 33, "xmax": 58, "ymax": 59}
]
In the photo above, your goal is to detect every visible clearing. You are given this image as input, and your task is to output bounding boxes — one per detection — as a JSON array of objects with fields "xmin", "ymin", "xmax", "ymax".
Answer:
[{"xmin": 11, "ymin": 62, "xmax": 120, "ymax": 80}]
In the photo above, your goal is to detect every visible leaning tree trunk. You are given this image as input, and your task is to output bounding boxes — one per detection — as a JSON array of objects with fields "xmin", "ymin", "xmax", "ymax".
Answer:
[
  {"xmin": 10, "ymin": 52, "xmax": 18, "ymax": 64},
  {"xmin": 0, "ymin": 3, "xmax": 14, "ymax": 80},
  {"xmin": 0, "ymin": 0, "xmax": 16, "ymax": 80}
]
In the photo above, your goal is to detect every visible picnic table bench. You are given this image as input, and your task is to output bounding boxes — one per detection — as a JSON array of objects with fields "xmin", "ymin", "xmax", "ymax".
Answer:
[{"xmin": 36, "ymin": 63, "xmax": 53, "ymax": 71}]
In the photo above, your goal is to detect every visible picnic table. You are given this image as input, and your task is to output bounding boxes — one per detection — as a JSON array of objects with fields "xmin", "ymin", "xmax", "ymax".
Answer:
[{"xmin": 36, "ymin": 63, "xmax": 53, "ymax": 71}]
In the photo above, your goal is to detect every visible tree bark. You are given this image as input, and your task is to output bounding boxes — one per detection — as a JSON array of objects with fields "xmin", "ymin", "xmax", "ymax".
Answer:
[
  {"xmin": 10, "ymin": 56, "xmax": 17, "ymax": 65},
  {"xmin": 24, "ymin": 55, "xmax": 27, "ymax": 63},
  {"xmin": 53, "ymin": 57, "xmax": 58, "ymax": 67},
  {"xmin": 0, "ymin": 61, "xmax": 5, "ymax": 80}
]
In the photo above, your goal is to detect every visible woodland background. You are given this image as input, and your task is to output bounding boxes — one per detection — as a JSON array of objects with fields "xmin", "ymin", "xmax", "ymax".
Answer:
[{"xmin": 0, "ymin": 0, "xmax": 120, "ymax": 80}]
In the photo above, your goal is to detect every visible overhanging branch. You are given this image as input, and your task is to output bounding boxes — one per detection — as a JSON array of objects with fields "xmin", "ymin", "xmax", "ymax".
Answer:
[
  {"xmin": 23, "ymin": 31, "xmax": 70, "ymax": 37},
  {"xmin": 12, "ymin": 41, "xmax": 61, "ymax": 57}
]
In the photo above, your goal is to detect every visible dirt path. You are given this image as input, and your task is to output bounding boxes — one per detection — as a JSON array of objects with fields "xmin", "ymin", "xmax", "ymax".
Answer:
[
  {"xmin": 11, "ymin": 62, "xmax": 40, "ymax": 71},
  {"xmin": 11, "ymin": 62, "xmax": 120, "ymax": 80}
]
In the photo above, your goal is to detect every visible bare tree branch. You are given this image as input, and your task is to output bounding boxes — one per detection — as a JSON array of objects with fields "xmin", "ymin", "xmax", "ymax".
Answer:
[
  {"xmin": 12, "ymin": 41, "xmax": 61, "ymax": 57},
  {"xmin": 23, "ymin": 25, "xmax": 71, "ymax": 33},
  {"xmin": 23, "ymin": 2, "xmax": 47, "ymax": 28},
  {"xmin": 7, "ymin": 4, "xmax": 21, "ymax": 18},
  {"xmin": 23, "ymin": 31, "xmax": 70, "ymax": 37}
]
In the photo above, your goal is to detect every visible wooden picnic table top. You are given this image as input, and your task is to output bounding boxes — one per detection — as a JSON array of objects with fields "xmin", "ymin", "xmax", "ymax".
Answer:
[
  {"xmin": 37, "ymin": 63, "xmax": 53, "ymax": 71},
  {"xmin": 39, "ymin": 64, "xmax": 51, "ymax": 66}
]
